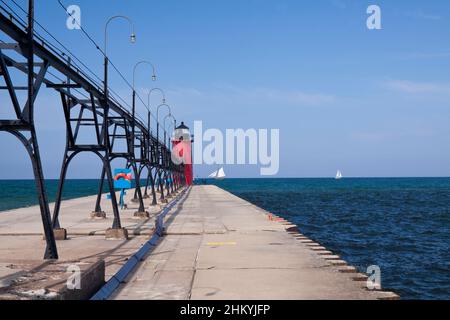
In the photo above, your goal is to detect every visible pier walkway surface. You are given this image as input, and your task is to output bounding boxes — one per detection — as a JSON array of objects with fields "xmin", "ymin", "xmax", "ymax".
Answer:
[
  {"xmin": 111, "ymin": 185, "xmax": 398, "ymax": 300},
  {"xmin": 0, "ymin": 188, "xmax": 166, "ymax": 299},
  {"xmin": 0, "ymin": 185, "xmax": 399, "ymax": 300}
]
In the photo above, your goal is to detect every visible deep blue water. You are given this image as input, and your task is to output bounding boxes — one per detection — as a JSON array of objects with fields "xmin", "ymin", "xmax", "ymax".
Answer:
[
  {"xmin": 209, "ymin": 178, "xmax": 450, "ymax": 300},
  {"xmin": 0, "ymin": 178, "xmax": 449, "ymax": 299},
  {"xmin": 0, "ymin": 179, "xmax": 149, "ymax": 212},
  {"xmin": 0, "ymin": 179, "xmax": 102, "ymax": 212}
]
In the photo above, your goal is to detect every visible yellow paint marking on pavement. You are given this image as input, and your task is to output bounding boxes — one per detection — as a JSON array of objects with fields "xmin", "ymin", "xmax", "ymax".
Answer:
[{"xmin": 206, "ymin": 241, "xmax": 237, "ymax": 246}]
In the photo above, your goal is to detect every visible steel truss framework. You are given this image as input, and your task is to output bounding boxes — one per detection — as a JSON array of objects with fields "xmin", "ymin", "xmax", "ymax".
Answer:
[{"xmin": 0, "ymin": 3, "xmax": 186, "ymax": 260}]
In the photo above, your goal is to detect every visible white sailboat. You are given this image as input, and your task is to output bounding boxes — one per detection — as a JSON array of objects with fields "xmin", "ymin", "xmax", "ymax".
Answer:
[
  {"xmin": 208, "ymin": 167, "xmax": 226, "ymax": 180},
  {"xmin": 335, "ymin": 170, "xmax": 343, "ymax": 180}
]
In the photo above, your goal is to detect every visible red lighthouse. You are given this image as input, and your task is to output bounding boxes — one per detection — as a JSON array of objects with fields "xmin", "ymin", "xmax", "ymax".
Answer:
[{"xmin": 172, "ymin": 122, "xmax": 194, "ymax": 185}]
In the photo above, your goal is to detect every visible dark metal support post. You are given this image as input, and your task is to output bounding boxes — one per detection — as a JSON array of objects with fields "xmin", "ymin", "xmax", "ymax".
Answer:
[
  {"xmin": 143, "ymin": 168, "xmax": 150, "ymax": 198},
  {"xmin": 52, "ymin": 150, "xmax": 70, "ymax": 229},
  {"xmin": 149, "ymin": 167, "xmax": 157, "ymax": 205},
  {"xmin": 104, "ymin": 157, "xmax": 121, "ymax": 229},
  {"xmin": 131, "ymin": 162, "xmax": 146, "ymax": 213},
  {"xmin": 27, "ymin": 0, "xmax": 58, "ymax": 259},
  {"xmin": 158, "ymin": 169, "xmax": 165, "ymax": 201},
  {"xmin": 94, "ymin": 166, "xmax": 106, "ymax": 213}
]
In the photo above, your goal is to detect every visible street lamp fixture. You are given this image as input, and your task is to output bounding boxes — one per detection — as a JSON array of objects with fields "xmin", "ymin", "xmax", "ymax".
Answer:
[
  {"xmin": 104, "ymin": 15, "xmax": 136, "ymax": 55},
  {"xmin": 131, "ymin": 60, "xmax": 157, "ymax": 155},
  {"xmin": 103, "ymin": 15, "xmax": 136, "ymax": 97},
  {"xmin": 147, "ymin": 88, "xmax": 166, "ymax": 110},
  {"xmin": 133, "ymin": 60, "xmax": 157, "ymax": 90}
]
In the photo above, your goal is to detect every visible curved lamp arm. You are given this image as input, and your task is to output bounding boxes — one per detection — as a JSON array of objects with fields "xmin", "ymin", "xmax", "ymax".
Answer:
[
  {"xmin": 166, "ymin": 123, "xmax": 176, "ymax": 148},
  {"xmin": 104, "ymin": 15, "xmax": 135, "ymax": 56},
  {"xmin": 164, "ymin": 113, "xmax": 176, "ymax": 130},
  {"xmin": 157, "ymin": 103, "xmax": 172, "ymax": 124},
  {"xmin": 166, "ymin": 123, "xmax": 175, "ymax": 133},
  {"xmin": 133, "ymin": 60, "xmax": 156, "ymax": 90},
  {"xmin": 148, "ymin": 88, "xmax": 166, "ymax": 109}
]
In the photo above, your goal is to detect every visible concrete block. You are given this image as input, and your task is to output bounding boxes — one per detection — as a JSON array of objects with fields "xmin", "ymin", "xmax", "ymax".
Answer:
[
  {"xmin": 134, "ymin": 211, "xmax": 150, "ymax": 219},
  {"xmin": 42, "ymin": 228, "xmax": 67, "ymax": 241},
  {"xmin": 338, "ymin": 266, "xmax": 357, "ymax": 273},
  {"xmin": 310, "ymin": 246, "xmax": 327, "ymax": 251},
  {"xmin": 352, "ymin": 273, "xmax": 369, "ymax": 281},
  {"xmin": 59, "ymin": 260, "xmax": 105, "ymax": 300},
  {"xmin": 321, "ymin": 255, "xmax": 341, "ymax": 260},
  {"xmin": 286, "ymin": 226, "xmax": 299, "ymax": 233},
  {"xmin": 377, "ymin": 292, "xmax": 400, "ymax": 300},
  {"xmin": 315, "ymin": 250, "xmax": 333, "ymax": 255},
  {"xmin": 90, "ymin": 211, "xmax": 106, "ymax": 219},
  {"xmin": 329, "ymin": 260, "xmax": 347, "ymax": 266},
  {"xmin": 105, "ymin": 228, "xmax": 128, "ymax": 240},
  {"xmin": 0, "ymin": 260, "xmax": 105, "ymax": 300},
  {"xmin": 54, "ymin": 228, "xmax": 67, "ymax": 241}
]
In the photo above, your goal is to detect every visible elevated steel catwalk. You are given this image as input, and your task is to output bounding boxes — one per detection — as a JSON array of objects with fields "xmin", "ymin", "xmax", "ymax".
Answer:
[{"xmin": 0, "ymin": 2, "xmax": 186, "ymax": 260}]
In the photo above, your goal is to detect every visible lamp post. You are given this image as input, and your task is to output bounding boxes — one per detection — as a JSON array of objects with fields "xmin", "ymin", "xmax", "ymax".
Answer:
[
  {"xmin": 132, "ymin": 61, "xmax": 156, "ymax": 153},
  {"xmin": 142, "ymin": 89, "xmax": 165, "ymax": 203},
  {"xmin": 166, "ymin": 122, "xmax": 176, "ymax": 194},
  {"xmin": 156, "ymin": 103, "xmax": 172, "ymax": 201},
  {"xmin": 103, "ymin": 16, "xmax": 144, "ymax": 221},
  {"xmin": 156, "ymin": 103, "xmax": 172, "ymax": 148},
  {"xmin": 163, "ymin": 114, "xmax": 176, "ymax": 196},
  {"xmin": 164, "ymin": 113, "xmax": 177, "ymax": 150},
  {"xmin": 104, "ymin": 15, "xmax": 136, "ymax": 99},
  {"xmin": 166, "ymin": 123, "xmax": 175, "ymax": 146},
  {"xmin": 146, "ymin": 88, "xmax": 166, "ymax": 139},
  {"xmin": 127, "ymin": 61, "xmax": 156, "ymax": 207}
]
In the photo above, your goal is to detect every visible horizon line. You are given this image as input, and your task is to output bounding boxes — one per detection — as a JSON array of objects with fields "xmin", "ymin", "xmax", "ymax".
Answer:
[{"xmin": 1, "ymin": 176, "xmax": 450, "ymax": 181}]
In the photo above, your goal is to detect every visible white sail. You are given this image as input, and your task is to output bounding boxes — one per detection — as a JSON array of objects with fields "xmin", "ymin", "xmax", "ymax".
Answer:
[
  {"xmin": 208, "ymin": 167, "xmax": 226, "ymax": 180},
  {"xmin": 335, "ymin": 170, "xmax": 343, "ymax": 180},
  {"xmin": 216, "ymin": 167, "xmax": 226, "ymax": 179},
  {"xmin": 208, "ymin": 170, "xmax": 218, "ymax": 178}
]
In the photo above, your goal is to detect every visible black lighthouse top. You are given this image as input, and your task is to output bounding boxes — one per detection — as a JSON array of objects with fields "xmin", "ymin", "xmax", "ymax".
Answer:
[{"xmin": 176, "ymin": 121, "xmax": 189, "ymax": 130}]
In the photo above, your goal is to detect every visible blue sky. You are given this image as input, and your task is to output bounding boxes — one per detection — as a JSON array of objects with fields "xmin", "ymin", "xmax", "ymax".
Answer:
[{"xmin": 0, "ymin": 0, "xmax": 450, "ymax": 178}]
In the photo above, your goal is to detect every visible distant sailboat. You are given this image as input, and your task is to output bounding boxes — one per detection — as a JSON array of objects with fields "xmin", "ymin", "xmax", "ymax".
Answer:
[
  {"xmin": 335, "ymin": 170, "xmax": 343, "ymax": 180},
  {"xmin": 208, "ymin": 167, "xmax": 226, "ymax": 180}
]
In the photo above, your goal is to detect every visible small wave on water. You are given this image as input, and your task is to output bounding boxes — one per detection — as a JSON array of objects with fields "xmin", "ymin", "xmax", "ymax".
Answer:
[{"xmin": 211, "ymin": 178, "xmax": 450, "ymax": 300}]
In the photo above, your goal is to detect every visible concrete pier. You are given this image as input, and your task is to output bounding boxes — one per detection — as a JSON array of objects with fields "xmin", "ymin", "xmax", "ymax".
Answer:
[
  {"xmin": 111, "ymin": 185, "xmax": 399, "ymax": 300},
  {"xmin": 0, "ymin": 185, "xmax": 399, "ymax": 300},
  {"xmin": 0, "ymin": 188, "xmax": 174, "ymax": 299}
]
